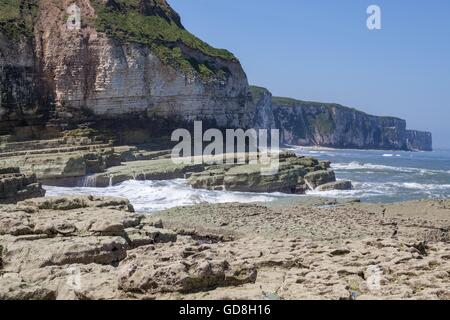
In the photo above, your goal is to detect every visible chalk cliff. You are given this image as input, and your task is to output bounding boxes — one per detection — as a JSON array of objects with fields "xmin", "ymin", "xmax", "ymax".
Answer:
[
  {"xmin": 0, "ymin": 1, "xmax": 432, "ymax": 151},
  {"xmin": 250, "ymin": 86, "xmax": 432, "ymax": 151},
  {"xmin": 0, "ymin": 0, "xmax": 252, "ymax": 139},
  {"xmin": 249, "ymin": 86, "xmax": 275, "ymax": 129},
  {"xmin": 406, "ymin": 130, "xmax": 433, "ymax": 152}
]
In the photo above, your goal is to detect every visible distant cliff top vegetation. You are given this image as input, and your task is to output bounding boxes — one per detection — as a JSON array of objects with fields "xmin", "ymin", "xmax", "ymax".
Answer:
[
  {"xmin": 0, "ymin": 0, "xmax": 38, "ymax": 40},
  {"xmin": 271, "ymin": 94, "xmax": 403, "ymax": 122},
  {"xmin": 249, "ymin": 86, "xmax": 270, "ymax": 100}
]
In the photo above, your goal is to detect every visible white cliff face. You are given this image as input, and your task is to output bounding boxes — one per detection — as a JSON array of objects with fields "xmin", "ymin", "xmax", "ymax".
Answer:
[
  {"xmin": 0, "ymin": 1, "xmax": 433, "ymax": 151},
  {"xmin": 271, "ymin": 99, "xmax": 433, "ymax": 151},
  {"xmin": 272, "ymin": 100, "xmax": 410, "ymax": 150},
  {"xmin": 38, "ymin": 0, "xmax": 252, "ymax": 128},
  {"xmin": 246, "ymin": 86, "xmax": 432, "ymax": 151},
  {"xmin": 249, "ymin": 86, "xmax": 276, "ymax": 129},
  {"xmin": 1, "ymin": 0, "xmax": 252, "ymax": 134},
  {"xmin": 406, "ymin": 130, "xmax": 433, "ymax": 151}
]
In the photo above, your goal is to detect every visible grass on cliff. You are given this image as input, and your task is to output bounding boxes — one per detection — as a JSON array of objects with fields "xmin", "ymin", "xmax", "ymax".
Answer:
[
  {"xmin": 249, "ymin": 86, "xmax": 269, "ymax": 101},
  {"xmin": 0, "ymin": 0, "xmax": 38, "ymax": 40},
  {"xmin": 272, "ymin": 96, "xmax": 349, "ymax": 111},
  {"xmin": 0, "ymin": 0, "xmax": 236, "ymax": 78},
  {"xmin": 272, "ymin": 96, "xmax": 403, "ymax": 121},
  {"xmin": 91, "ymin": 0, "xmax": 235, "ymax": 76}
]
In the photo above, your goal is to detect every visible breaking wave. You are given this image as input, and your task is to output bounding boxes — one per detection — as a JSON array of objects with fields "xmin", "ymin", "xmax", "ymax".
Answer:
[
  {"xmin": 45, "ymin": 148, "xmax": 450, "ymax": 208},
  {"xmin": 306, "ymin": 181, "xmax": 450, "ymax": 201},
  {"xmin": 331, "ymin": 161, "xmax": 450, "ymax": 175},
  {"xmin": 45, "ymin": 179, "xmax": 290, "ymax": 213}
]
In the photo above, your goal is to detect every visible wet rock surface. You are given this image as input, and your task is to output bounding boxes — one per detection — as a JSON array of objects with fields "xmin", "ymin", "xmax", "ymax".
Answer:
[
  {"xmin": 317, "ymin": 180, "xmax": 353, "ymax": 192},
  {"xmin": 304, "ymin": 170, "xmax": 336, "ymax": 189},
  {"xmin": 0, "ymin": 132, "xmax": 349, "ymax": 195},
  {"xmin": 0, "ymin": 167, "xmax": 45, "ymax": 204},
  {"xmin": 92, "ymin": 159, "xmax": 205, "ymax": 187},
  {"xmin": 187, "ymin": 152, "xmax": 347, "ymax": 194},
  {"xmin": 0, "ymin": 130, "xmax": 183, "ymax": 187}
]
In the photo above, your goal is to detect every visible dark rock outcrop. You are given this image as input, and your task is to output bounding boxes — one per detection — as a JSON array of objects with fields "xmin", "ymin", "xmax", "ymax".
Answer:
[
  {"xmin": 0, "ymin": 167, "xmax": 45, "ymax": 203},
  {"xmin": 316, "ymin": 180, "xmax": 353, "ymax": 192},
  {"xmin": 304, "ymin": 170, "xmax": 336, "ymax": 190}
]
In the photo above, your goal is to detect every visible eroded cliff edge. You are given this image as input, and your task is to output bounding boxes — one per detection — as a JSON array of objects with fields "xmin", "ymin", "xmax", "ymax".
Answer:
[{"xmin": 250, "ymin": 86, "xmax": 433, "ymax": 151}]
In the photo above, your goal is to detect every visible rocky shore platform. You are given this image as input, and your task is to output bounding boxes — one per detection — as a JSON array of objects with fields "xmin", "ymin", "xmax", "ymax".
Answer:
[
  {"xmin": 0, "ymin": 131, "xmax": 448, "ymax": 300},
  {"xmin": 0, "ymin": 196, "xmax": 448, "ymax": 300},
  {"xmin": 0, "ymin": 129, "xmax": 351, "ymax": 194}
]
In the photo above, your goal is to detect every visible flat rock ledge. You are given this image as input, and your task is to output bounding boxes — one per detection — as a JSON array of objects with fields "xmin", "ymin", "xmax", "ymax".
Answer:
[
  {"xmin": 0, "ymin": 196, "xmax": 257, "ymax": 300},
  {"xmin": 1, "ymin": 197, "xmax": 449, "ymax": 300}
]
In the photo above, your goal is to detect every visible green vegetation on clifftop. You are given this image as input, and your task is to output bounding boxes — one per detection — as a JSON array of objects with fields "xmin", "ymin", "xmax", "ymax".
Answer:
[
  {"xmin": 0, "ymin": 0, "xmax": 38, "ymax": 40},
  {"xmin": 91, "ymin": 0, "xmax": 236, "ymax": 76},
  {"xmin": 272, "ymin": 95, "xmax": 403, "ymax": 121},
  {"xmin": 272, "ymin": 96, "xmax": 356, "ymax": 112},
  {"xmin": 249, "ymin": 85, "xmax": 269, "ymax": 100},
  {"xmin": 0, "ymin": 0, "xmax": 237, "ymax": 78}
]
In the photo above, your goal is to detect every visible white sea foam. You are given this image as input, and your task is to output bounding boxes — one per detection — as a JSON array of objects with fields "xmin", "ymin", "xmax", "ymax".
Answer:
[
  {"xmin": 45, "ymin": 179, "xmax": 289, "ymax": 213},
  {"xmin": 332, "ymin": 162, "xmax": 450, "ymax": 175},
  {"xmin": 290, "ymin": 146, "xmax": 338, "ymax": 151},
  {"xmin": 45, "ymin": 146, "xmax": 450, "ymax": 209},
  {"xmin": 45, "ymin": 177, "xmax": 450, "ymax": 211},
  {"xmin": 399, "ymin": 182, "xmax": 450, "ymax": 190},
  {"xmin": 331, "ymin": 162, "xmax": 414, "ymax": 172},
  {"xmin": 353, "ymin": 181, "xmax": 450, "ymax": 191},
  {"xmin": 309, "ymin": 178, "xmax": 448, "ymax": 198},
  {"xmin": 306, "ymin": 188, "xmax": 368, "ymax": 199}
]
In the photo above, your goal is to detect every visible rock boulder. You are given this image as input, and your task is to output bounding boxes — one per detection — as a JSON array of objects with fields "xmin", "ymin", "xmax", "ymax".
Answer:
[
  {"xmin": 304, "ymin": 170, "xmax": 336, "ymax": 190},
  {"xmin": 0, "ymin": 168, "xmax": 45, "ymax": 203},
  {"xmin": 316, "ymin": 180, "xmax": 353, "ymax": 191}
]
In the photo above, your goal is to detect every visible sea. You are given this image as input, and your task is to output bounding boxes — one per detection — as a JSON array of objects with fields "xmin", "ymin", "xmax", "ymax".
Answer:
[{"xmin": 45, "ymin": 147, "xmax": 450, "ymax": 213}]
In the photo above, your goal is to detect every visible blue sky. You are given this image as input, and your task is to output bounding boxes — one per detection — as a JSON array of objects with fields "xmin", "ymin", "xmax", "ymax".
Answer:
[{"xmin": 169, "ymin": 0, "xmax": 450, "ymax": 148}]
